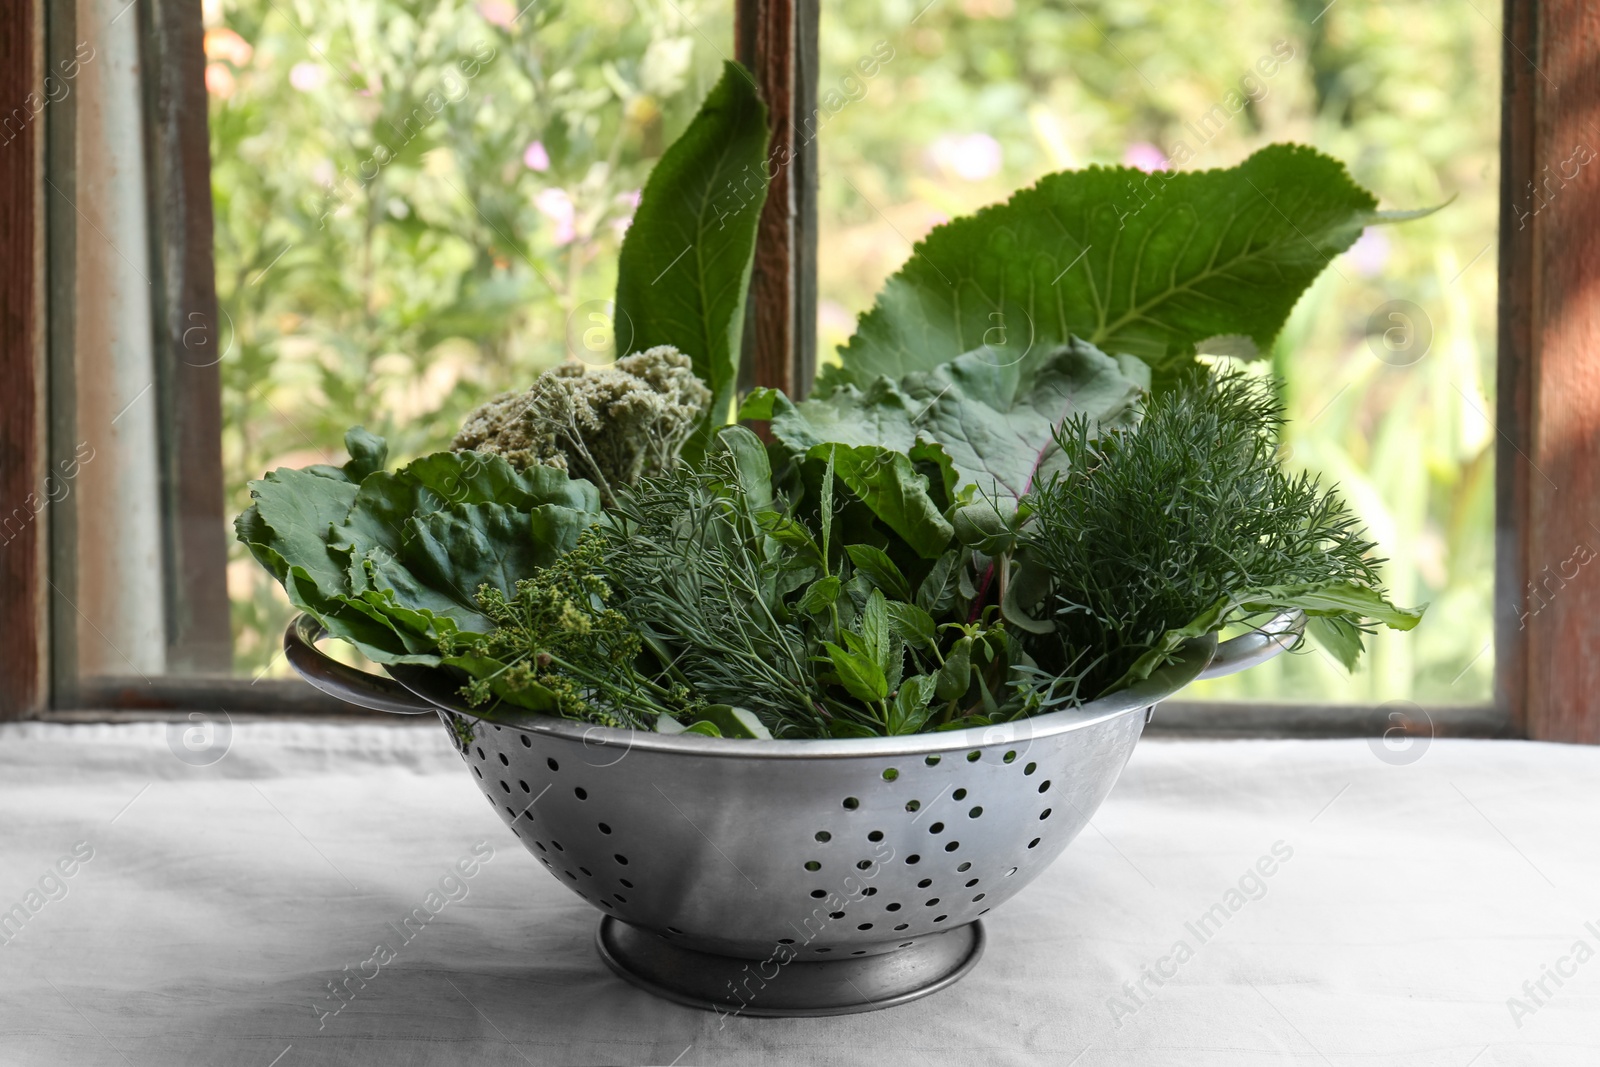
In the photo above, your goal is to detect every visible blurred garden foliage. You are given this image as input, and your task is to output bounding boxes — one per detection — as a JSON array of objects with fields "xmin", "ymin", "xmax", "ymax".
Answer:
[{"xmin": 210, "ymin": 0, "xmax": 1497, "ymax": 703}]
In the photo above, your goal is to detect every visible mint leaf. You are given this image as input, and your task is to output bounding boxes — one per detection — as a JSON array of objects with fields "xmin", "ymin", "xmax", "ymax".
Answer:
[
  {"xmin": 828, "ymin": 144, "xmax": 1414, "ymax": 389},
  {"xmin": 614, "ymin": 61, "xmax": 770, "ymax": 458}
]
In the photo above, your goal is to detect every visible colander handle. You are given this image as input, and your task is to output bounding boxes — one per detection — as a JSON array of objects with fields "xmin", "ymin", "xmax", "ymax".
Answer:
[
  {"xmin": 1197, "ymin": 610, "xmax": 1304, "ymax": 680},
  {"xmin": 284, "ymin": 614, "xmax": 437, "ymax": 715}
]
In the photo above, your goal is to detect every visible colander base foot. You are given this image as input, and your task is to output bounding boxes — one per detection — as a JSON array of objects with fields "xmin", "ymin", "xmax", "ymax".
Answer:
[{"xmin": 596, "ymin": 917, "xmax": 985, "ymax": 1018}]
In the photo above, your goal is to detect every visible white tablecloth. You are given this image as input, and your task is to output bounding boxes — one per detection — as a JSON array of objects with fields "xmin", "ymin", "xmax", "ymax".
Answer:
[{"xmin": 1, "ymin": 720, "xmax": 1596, "ymax": 1066}]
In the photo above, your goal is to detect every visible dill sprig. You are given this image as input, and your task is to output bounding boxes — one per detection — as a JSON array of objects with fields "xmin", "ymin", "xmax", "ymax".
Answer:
[
  {"xmin": 1018, "ymin": 369, "xmax": 1387, "ymax": 700},
  {"xmin": 596, "ymin": 453, "xmax": 829, "ymax": 736}
]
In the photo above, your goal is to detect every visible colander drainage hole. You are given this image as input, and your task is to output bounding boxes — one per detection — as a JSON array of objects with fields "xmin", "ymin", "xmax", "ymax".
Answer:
[
  {"xmin": 476, "ymin": 747, "xmax": 486, "ymax": 760},
  {"xmin": 552, "ymin": 840, "xmax": 564, "ymax": 851},
  {"xmin": 778, "ymin": 938, "xmax": 796, "ymax": 945},
  {"xmin": 498, "ymin": 753, "xmax": 509, "ymax": 766},
  {"xmin": 600, "ymin": 900, "xmax": 613, "ymax": 909},
  {"xmin": 1040, "ymin": 808, "xmax": 1052, "ymax": 820},
  {"xmin": 851, "ymin": 950, "xmax": 867, "ymax": 956},
  {"xmin": 973, "ymin": 893, "xmax": 986, "ymax": 902},
  {"xmin": 474, "ymin": 767, "xmax": 483, "ymax": 780},
  {"xmin": 1003, "ymin": 750, "xmax": 1017, "ymax": 764},
  {"xmin": 564, "ymin": 871, "xmax": 576, "ymax": 880},
  {"xmin": 574, "ymin": 787, "xmax": 588, "ymax": 800},
  {"xmin": 929, "ymin": 822, "xmax": 945, "ymax": 834},
  {"xmin": 614, "ymin": 854, "xmax": 629, "ymax": 865},
  {"xmin": 905, "ymin": 800, "xmax": 921, "ymax": 813},
  {"xmin": 867, "ymin": 830, "xmax": 884, "ymax": 842},
  {"xmin": 615, "ymin": 894, "xmax": 627, "ymax": 904},
  {"xmin": 905, "ymin": 854, "xmax": 921, "ymax": 865},
  {"xmin": 966, "ymin": 750, "xmax": 981, "ymax": 763},
  {"xmin": 535, "ymin": 842, "xmax": 547, "ymax": 852},
  {"xmin": 620, "ymin": 879, "xmax": 634, "ymax": 888},
  {"xmin": 924, "ymin": 755, "xmax": 940, "ymax": 766},
  {"xmin": 886, "ymin": 903, "xmax": 902, "ymax": 912},
  {"xmin": 863, "ymin": 887, "xmax": 878, "ymax": 897},
  {"xmin": 945, "ymin": 841, "xmax": 961, "ymax": 852},
  {"xmin": 842, "ymin": 796, "xmax": 860, "ymax": 810},
  {"xmin": 667, "ymin": 927, "xmax": 684, "ymax": 935},
  {"xmin": 899, "ymin": 941, "xmax": 915, "ymax": 948},
  {"xmin": 804, "ymin": 861, "xmax": 821, "ymax": 872},
  {"xmin": 1039, "ymin": 780, "xmax": 1052, "ymax": 793},
  {"xmin": 952, "ymin": 788, "xmax": 968, "ymax": 800},
  {"xmin": 1005, "ymin": 866, "xmax": 1018, "ymax": 876},
  {"xmin": 925, "ymin": 898, "xmax": 940, "ymax": 907},
  {"xmin": 504, "ymin": 807, "xmax": 515, "ymax": 819},
  {"xmin": 815, "ymin": 948, "xmax": 832, "ymax": 954},
  {"xmin": 856, "ymin": 860, "xmax": 872, "ymax": 871},
  {"xmin": 499, "ymin": 781, "xmax": 510, "ymax": 794},
  {"xmin": 934, "ymin": 914, "xmax": 948, "ymax": 923},
  {"xmin": 965, "ymin": 878, "xmax": 979, "ymax": 887},
  {"xmin": 520, "ymin": 781, "xmax": 531, "ymax": 793},
  {"xmin": 828, "ymin": 911, "xmax": 845, "ymax": 920},
  {"xmin": 547, "ymin": 758, "xmax": 559, "ymax": 772},
  {"xmin": 969, "ymin": 806, "xmax": 983, "ymax": 818},
  {"xmin": 1028, "ymin": 837, "xmax": 1041, "ymax": 849},
  {"xmin": 579, "ymin": 867, "xmax": 592, "ymax": 877},
  {"xmin": 893, "ymin": 924, "xmax": 909, "ymax": 931},
  {"xmin": 857, "ymin": 923, "xmax": 873, "ymax": 931},
  {"xmin": 956, "ymin": 862, "xmax": 972, "ymax": 872},
  {"xmin": 598, "ymin": 822, "xmax": 611, "ymax": 834},
  {"xmin": 882, "ymin": 768, "xmax": 898, "ymax": 781},
  {"xmin": 519, "ymin": 735, "xmax": 532, "ymax": 748},
  {"xmin": 811, "ymin": 890, "xmax": 827, "ymax": 899},
  {"xmin": 1024, "ymin": 762, "xmax": 1037, "ymax": 775},
  {"xmin": 815, "ymin": 831, "xmax": 832, "ymax": 842},
  {"xmin": 917, "ymin": 878, "xmax": 932, "ymax": 889}
]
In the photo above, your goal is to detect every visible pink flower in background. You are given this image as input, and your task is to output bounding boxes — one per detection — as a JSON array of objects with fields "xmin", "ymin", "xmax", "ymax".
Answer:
[
  {"xmin": 1347, "ymin": 228, "xmax": 1391, "ymax": 277},
  {"xmin": 205, "ymin": 63, "xmax": 236, "ymax": 98},
  {"xmin": 289, "ymin": 62, "xmax": 327, "ymax": 92},
  {"xmin": 477, "ymin": 0, "xmax": 517, "ymax": 28},
  {"xmin": 535, "ymin": 188, "xmax": 577, "ymax": 245},
  {"xmin": 203, "ymin": 27, "xmax": 254, "ymax": 67},
  {"xmin": 522, "ymin": 140, "xmax": 551, "ymax": 172},
  {"xmin": 928, "ymin": 133, "xmax": 1003, "ymax": 181},
  {"xmin": 611, "ymin": 189, "xmax": 641, "ymax": 239},
  {"xmin": 1123, "ymin": 142, "xmax": 1169, "ymax": 173}
]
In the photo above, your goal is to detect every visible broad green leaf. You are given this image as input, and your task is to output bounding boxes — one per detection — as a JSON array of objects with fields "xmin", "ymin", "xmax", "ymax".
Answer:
[
  {"xmin": 1306, "ymin": 615, "xmax": 1364, "ymax": 672},
  {"xmin": 761, "ymin": 339, "xmax": 1141, "ymax": 506},
  {"xmin": 916, "ymin": 551, "xmax": 960, "ymax": 615},
  {"xmin": 715, "ymin": 425, "xmax": 774, "ymax": 512},
  {"xmin": 889, "ymin": 674, "xmax": 938, "ymax": 735},
  {"xmin": 822, "ymin": 445, "xmax": 953, "ymax": 559},
  {"xmin": 1104, "ymin": 580, "xmax": 1425, "ymax": 692},
  {"xmin": 936, "ymin": 636, "xmax": 974, "ymax": 702},
  {"xmin": 826, "ymin": 641, "xmax": 888, "ymax": 703},
  {"xmin": 796, "ymin": 575, "xmax": 842, "ymax": 615},
  {"xmin": 885, "ymin": 601, "xmax": 937, "ymax": 651},
  {"xmin": 902, "ymin": 339, "xmax": 1143, "ymax": 498},
  {"xmin": 859, "ymin": 589, "xmax": 892, "ymax": 673},
  {"xmin": 614, "ymin": 62, "xmax": 770, "ymax": 458},
  {"xmin": 697, "ymin": 704, "xmax": 774, "ymax": 739},
  {"xmin": 342, "ymin": 426, "xmax": 389, "ymax": 481},
  {"xmin": 845, "ymin": 544, "xmax": 911, "ymax": 601},
  {"xmin": 826, "ymin": 144, "xmax": 1418, "ymax": 390},
  {"xmin": 681, "ymin": 720, "xmax": 724, "ymax": 737}
]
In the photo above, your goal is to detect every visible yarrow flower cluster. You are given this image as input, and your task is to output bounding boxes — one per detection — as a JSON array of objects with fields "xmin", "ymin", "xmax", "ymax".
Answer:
[{"xmin": 453, "ymin": 345, "xmax": 711, "ymax": 506}]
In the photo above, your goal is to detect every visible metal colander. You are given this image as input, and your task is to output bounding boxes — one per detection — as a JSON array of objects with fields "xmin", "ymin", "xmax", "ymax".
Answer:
[{"xmin": 286, "ymin": 612, "xmax": 1297, "ymax": 1015}]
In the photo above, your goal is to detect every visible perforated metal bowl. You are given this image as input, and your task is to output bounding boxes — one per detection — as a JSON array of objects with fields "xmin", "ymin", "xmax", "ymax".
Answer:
[{"xmin": 286, "ymin": 611, "xmax": 1298, "ymax": 1015}]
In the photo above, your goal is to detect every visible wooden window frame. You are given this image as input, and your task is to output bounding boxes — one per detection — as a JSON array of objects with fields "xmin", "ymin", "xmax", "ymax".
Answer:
[{"xmin": 1, "ymin": 0, "xmax": 1592, "ymax": 741}]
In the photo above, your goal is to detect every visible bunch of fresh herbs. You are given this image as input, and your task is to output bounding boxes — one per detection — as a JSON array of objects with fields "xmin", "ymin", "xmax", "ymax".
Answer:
[{"xmin": 237, "ymin": 61, "xmax": 1426, "ymax": 739}]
